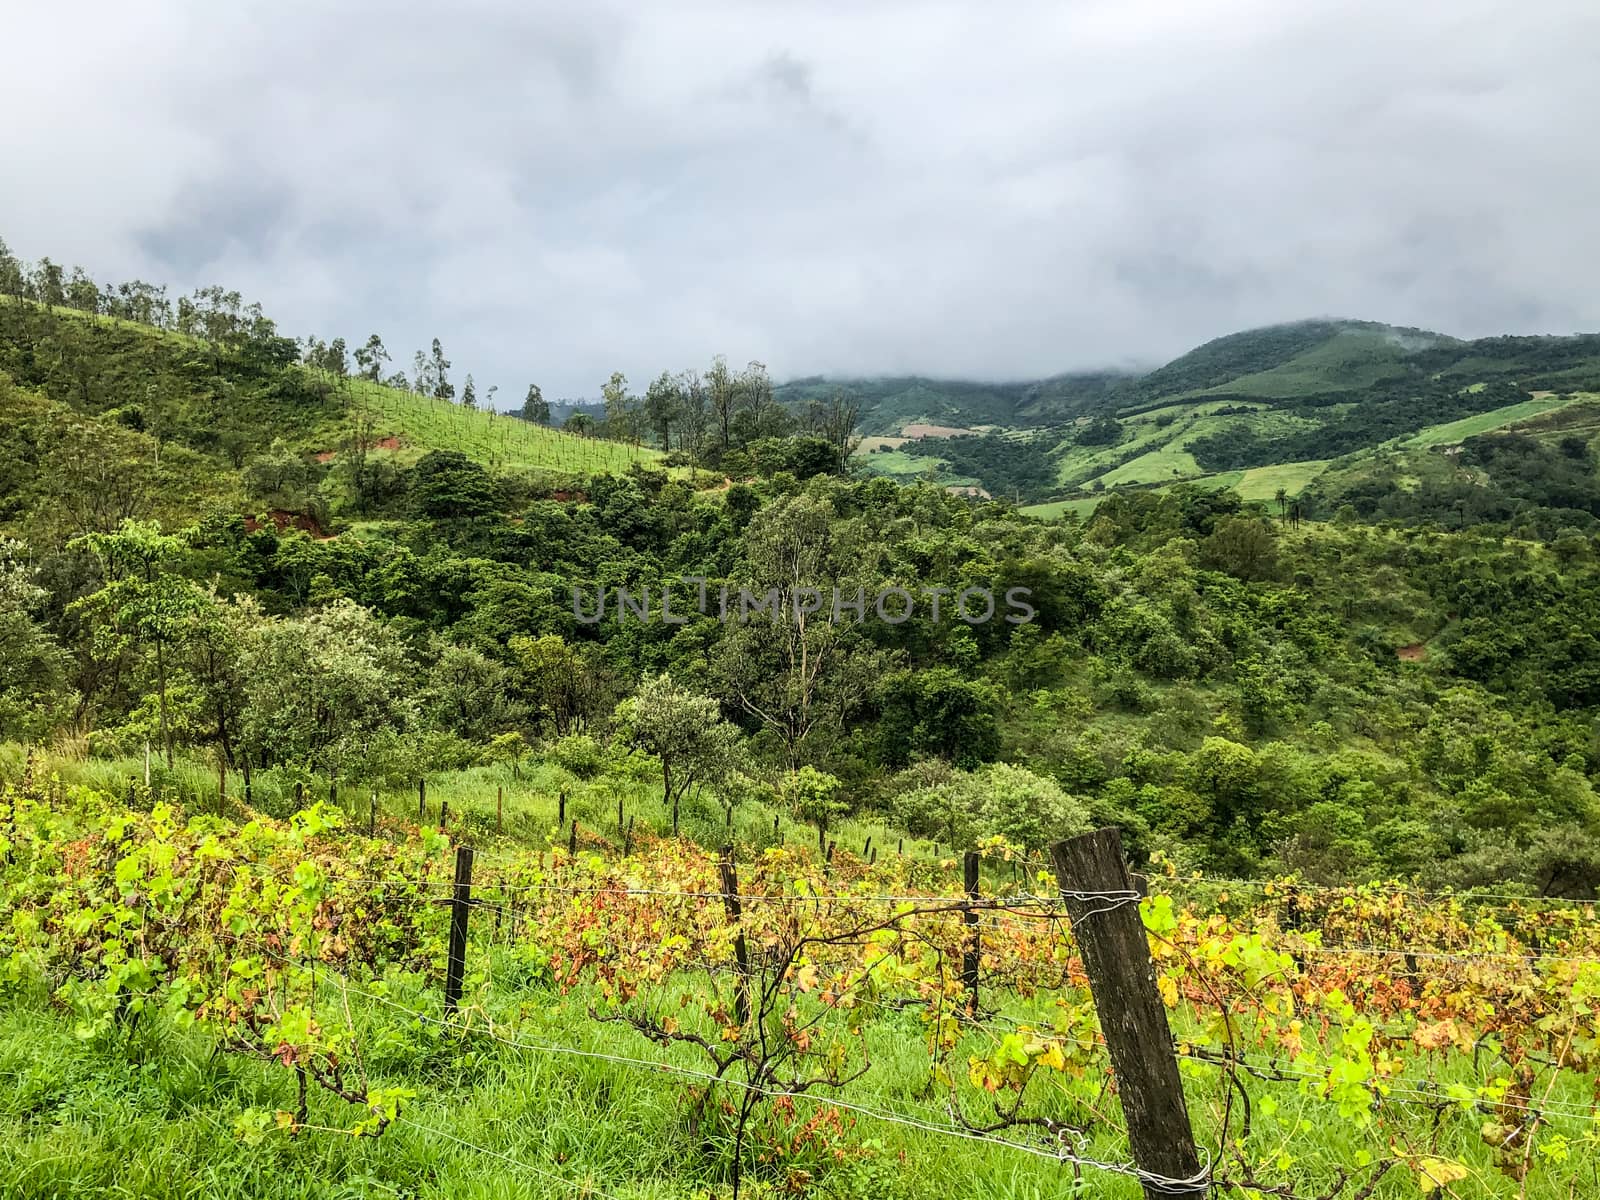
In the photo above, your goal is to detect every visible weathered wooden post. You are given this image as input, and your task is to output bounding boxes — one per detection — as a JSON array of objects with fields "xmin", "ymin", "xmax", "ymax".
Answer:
[
  {"xmin": 443, "ymin": 844, "xmax": 475, "ymax": 1017},
  {"xmin": 1050, "ymin": 828, "xmax": 1203, "ymax": 1200},
  {"xmin": 718, "ymin": 845, "xmax": 752, "ymax": 1027},
  {"xmin": 962, "ymin": 850, "xmax": 981, "ymax": 1016}
]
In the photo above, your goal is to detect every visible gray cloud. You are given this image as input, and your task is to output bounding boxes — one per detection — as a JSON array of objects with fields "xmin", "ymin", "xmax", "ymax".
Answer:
[{"xmin": 4, "ymin": 0, "xmax": 1598, "ymax": 398}]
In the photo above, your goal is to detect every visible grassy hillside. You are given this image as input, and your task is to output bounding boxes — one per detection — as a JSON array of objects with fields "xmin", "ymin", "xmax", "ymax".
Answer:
[
  {"xmin": 1404, "ymin": 392, "xmax": 1583, "ymax": 448},
  {"xmin": 344, "ymin": 377, "xmax": 657, "ymax": 474}
]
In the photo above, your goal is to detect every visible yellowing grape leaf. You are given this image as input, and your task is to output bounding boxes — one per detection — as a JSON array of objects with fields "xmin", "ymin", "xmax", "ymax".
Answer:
[{"xmin": 1415, "ymin": 1158, "xmax": 1469, "ymax": 1193}]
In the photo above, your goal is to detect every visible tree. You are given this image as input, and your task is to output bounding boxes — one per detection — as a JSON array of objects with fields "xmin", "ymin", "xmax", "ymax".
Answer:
[
  {"xmin": 875, "ymin": 668, "xmax": 1001, "ymax": 769},
  {"xmin": 815, "ymin": 389, "xmax": 862, "ymax": 475},
  {"xmin": 780, "ymin": 765, "xmax": 847, "ymax": 843},
  {"xmin": 615, "ymin": 673, "xmax": 743, "ymax": 835},
  {"xmin": 0, "ymin": 537, "xmax": 68, "ymax": 740},
  {"xmin": 421, "ymin": 639, "xmax": 525, "ymax": 741},
  {"xmin": 509, "ymin": 633, "xmax": 607, "ymax": 735},
  {"xmin": 68, "ymin": 520, "xmax": 206, "ymax": 767},
  {"xmin": 707, "ymin": 355, "xmax": 736, "ymax": 453},
  {"xmin": 644, "ymin": 371, "xmax": 682, "ymax": 450},
  {"xmin": 411, "ymin": 349, "xmax": 432, "ymax": 395},
  {"xmin": 181, "ymin": 590, "xmax": 257, "ymax": 776},
  {"xmin": 602, "ymin": 371, "xmax": 638, "ymax": 443},
  {"xmin": 238, "ymin": 600, "xmax": 417, "ymax": 777},
  {"xmin": 566, "ymin": 412, "xmax": 594, "ymax": 437},
  {"xmin": 0, "ymin": 237, "xmax": 25, "ymax": 298},
  {"xmin": 354, "ymin": 334, "xmax": 390, "ymax": 383},
  {"xmin": 970, "ymin": 762, "xmax": 1090, "ymax": 851},
  {"xmin": 411, "ymin": 449, "xmax": 501, "ymax": 518},
  {"xmin": 523, "ymin": 384, "xmax": 550, "ymax": 425},
  {"xmin": 430, "ymin": 338, "xmax": 453, "ymax": 402},
  {"xmin": 32, "ymin": 258, "xmax": 66, "ymax": 307},
  {"xmin": 677, "ymin": 369, "xmax": 708, "ymax": 472},
  {"xmin": 244, "ymin": 438, "xmax": 311, "ymax": 506},
  {"xmin": 1274, "ymin": 487, "xmax": 1289, "ymax": 524},
  {"xmin": 462, "ymin": 374, "xmax": 477, "ymax": 410},
  {"xmin": 1200, "ymin": 514, "xmax": 1279, "ymax": 581},
  {"xmin": 716, "ymin": 493, "xmax": 881, "ymax": 771}
]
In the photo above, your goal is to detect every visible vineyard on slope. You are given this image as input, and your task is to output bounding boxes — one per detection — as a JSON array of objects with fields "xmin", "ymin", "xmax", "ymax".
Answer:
[{"xmin": 4, "ymin": 762, "xmax": 1599, "ymax": 1198}]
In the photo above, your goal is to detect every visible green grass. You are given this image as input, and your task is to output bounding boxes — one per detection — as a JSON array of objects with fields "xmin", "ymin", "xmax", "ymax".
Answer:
[
  {"xmin": 1094, "ymin": 445, "xmax": 1204, "ymax": 487},
  {"xmin": 1187, "ymin": 327, "xmax": 1412, "ymax": 399},
  {"xmin": 1230, "ymin": 460, "xmax": 1330, "ymax": 501},
  {"xmin": 1018, "ymin": 495, "xmax": 1105, "ymax": 521},
  {"xmin": 4, "ymin": 902, "xmax": 1592, "ymax": 1199},
  {"xmin": 344, "ymin": 380, "xmax": 658, "ymax": 476},
  {"xmin": 1405, "ymin": 394, "xmax": 1586, "ymax": 448}
]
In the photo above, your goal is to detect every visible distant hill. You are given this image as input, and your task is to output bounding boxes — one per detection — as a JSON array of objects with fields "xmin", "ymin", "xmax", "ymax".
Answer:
[{"xmin": 825, "ymin": 319, "xmax": 1600, "ymax": 509}]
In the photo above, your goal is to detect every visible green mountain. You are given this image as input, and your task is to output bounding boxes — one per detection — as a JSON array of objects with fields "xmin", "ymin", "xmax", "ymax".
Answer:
[{"xmin": 825, "ymin": 320, "xmax": 1600, "ymax": 520}]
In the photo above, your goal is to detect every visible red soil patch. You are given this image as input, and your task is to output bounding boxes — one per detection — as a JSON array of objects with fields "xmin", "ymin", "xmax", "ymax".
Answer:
[
  {"xmin": 1396, "ymin": 643, "xmax": 1426, "ymax": 661},
  {"xmin": 550, "ymin": 490, "xmax": 588, "ymax": 503},
  {"xmin": 311, "ymin": 435, "xmax": 401, "ymax": 464}
]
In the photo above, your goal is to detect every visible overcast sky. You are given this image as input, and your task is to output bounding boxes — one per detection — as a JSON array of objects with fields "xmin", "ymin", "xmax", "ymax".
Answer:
[{"xmin": 4, "ymin": 1, "xmax": 1598, "ymax": 399}]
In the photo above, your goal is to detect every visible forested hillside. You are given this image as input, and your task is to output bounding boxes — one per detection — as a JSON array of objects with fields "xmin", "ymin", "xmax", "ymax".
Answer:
[{"xmin": 3, "ymin": 244, "xmax": 1600, "ymax": 892}]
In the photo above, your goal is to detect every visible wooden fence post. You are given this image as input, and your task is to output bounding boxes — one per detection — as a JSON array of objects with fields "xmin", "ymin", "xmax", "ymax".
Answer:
[
  {"xmin": 962, "ymin": 850, "xmax": 981, "ymax": 1016},
  {"xmin": 568, "ymin": 819, "xmax": 578, "ymax": 858},
  {"xmin": 443, "ymin": 844, "xmax": 475, "ymax": 1017},
  {"xmin": 418, "ymin": 778, "xmax": 426, "ymax": 820},
  {"xmin": 369, "ymin": 792, "xmax": 377, "ymax": 837},
  {"xmin": 718, "ymin": 845, "xmax": 752, "ymax": 1027},
  {"xmin": 497, "ymin": 786, "xmax": 504, "ymax": 834},
  {"xmin": 558, "ymin": 791, "xmax": 566, "ymax": 828},
  {"xmin": 439, "ymin": 801, "xmax": 449, "ymax": 833},
  {"xmin": 1050, "ymin": 828, "xmax": 1203, "ymax": 1199},
  {"xmin": 624, "ymin": 815, "xmax": 634, "ymax": 857}
]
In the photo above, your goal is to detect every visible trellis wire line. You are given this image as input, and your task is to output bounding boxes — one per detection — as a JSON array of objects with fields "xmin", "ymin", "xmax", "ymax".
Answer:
[
  {"xmin": 235, "ymin": 865, "xmax": 1139, "ymax": 916},
  {"xmin": 581, "ymin": 969, "xmax": 1599, "ymax": 1119},
  {"xmin": 232, "ymin": 921, "xmax": 1600, "ymax": 1172},
  {"xmin": 240, "ymin": 864, "xmax": 1115, "ymax": 909},
  {"xmin": 232, "ymin": 865, "xmax": 1600, "ymax": 966},
  {"xmin": 1177, "ymin": 1047, "xmax": 1600, "ymax": 1122},
  {"xmin": 1165, "ymin": 873, "xmax": 1600, "ymax": 910},
  {"xmin": 1286, "ymin": 942, "xmax": 1600, "ymax": 966},
  {"xmin": 393, "ymin": 1113, "xmax": 624, "ymax": 1200},
  {"xmin": 212, "ymin": 930, "xmax": 1203, "ymax": 1188}
]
